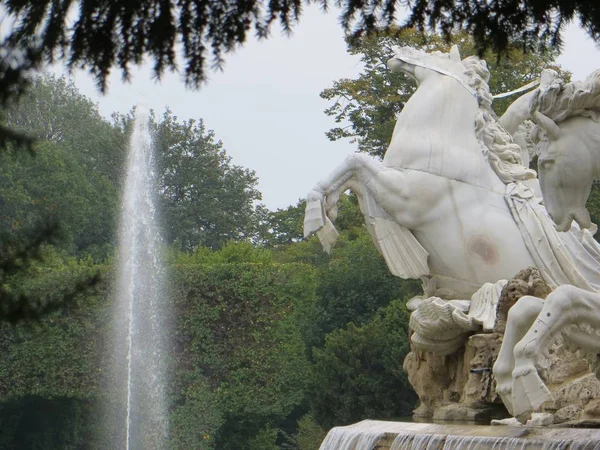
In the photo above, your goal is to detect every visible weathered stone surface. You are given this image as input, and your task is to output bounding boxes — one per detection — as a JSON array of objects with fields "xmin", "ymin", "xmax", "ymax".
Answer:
[
  {"xmin": 404, "ymin": 333, "xmax": 507, "ymax": 421},
  {"xmin": 405, "ymin": 267, "xmax": 600, "ymax": 425},
  {"xmin": 433, "ymin": 403, "xmax": 507, "ymax": 422},
  {"xmin": 494, "ymin": 267, "xmax": 551, "ymax": 334},
  {"xmin": 403, "ymin": 350, "xmax": 463, "ymax": 417},
  {"xmin": 554, "ymin": 405, "xmax": 583, "ymax": 424},
  {"xmin": 551, "ymin": 373, "xmax": 600, "ymax": 411},
  {"xmin": 554, "ymin": 419, "xmax": 600, "ymax": 428},
  {"xmin": 540, "ymin": 345, "xmax": 590, "ymax": 385},
  {"xmin": 585, "ymin": 399, "xmax": 600, "ymax": 417},
  {"xmin": 463, "ymin": 334, "xmax": 503, "ymax": 405}
]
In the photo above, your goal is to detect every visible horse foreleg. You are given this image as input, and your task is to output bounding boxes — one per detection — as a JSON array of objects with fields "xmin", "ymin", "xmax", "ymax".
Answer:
[
  {"xmin": 304, "ymin": 154, "xmax": 384, "ymax": 251},
  {"xmin": 493, "ymin": 295, "xmax": 544, "ymax": 416},
  {"xmin": 511, "ymin": 285, "xmax": 600, "ymax": 422}
]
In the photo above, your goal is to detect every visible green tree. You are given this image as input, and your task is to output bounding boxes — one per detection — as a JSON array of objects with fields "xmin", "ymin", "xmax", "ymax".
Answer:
[
  {"xmin": 294, "ymin": 414, "xmax": 328, "ymax": 450},
  {"xmin": 0, "ymin": 74, "xmax": 121, "ymax": 319},
  {"xmin": 260, "ymin": 200, "xmax": 307, "ymax": 248},
  {"xmin": 321, "ymin": 28, "xmax": 567, "ymax": 159},
  {"xmin": 4, "ymin": 75, "xmax": 127, "ymax": 182},
  {"xmin": 310, "ymin": 298, "xmax": 417, "ymax": 428},
  {"xmin": 0, "ymin": 251, "xmax": 108, "ymax": 448},
  {"xmin": 1, "ymin": 74, "xmax": 126, "ymax": 259},
  {"xmin": 168, "ymin": 243, "xmax": 316, "ymax": 449},
  {"xmin": 0, "ymin": 140, "xmax": 117, "ymax": 258},
  {"xmin": 153, "ymin": 109, "xmax": 263, "ymax": 250},
  {"xmin": 309, "ymin": 229, "xmax": 420, "ymax": 349}
]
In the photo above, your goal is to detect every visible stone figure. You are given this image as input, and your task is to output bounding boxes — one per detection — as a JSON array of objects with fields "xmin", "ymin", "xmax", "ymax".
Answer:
[
  {"xmin": 304, "ymin": 45, "xmax": 600, "ymax": 424},
  {"xmin": 530, "ymin": 70, "xmax": 600, "ymax": 233}
]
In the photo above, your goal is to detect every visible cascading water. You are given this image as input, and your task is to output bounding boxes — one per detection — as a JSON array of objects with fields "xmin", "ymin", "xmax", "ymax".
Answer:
[
  {"xmin": 318, "ymin": 420, "xmax": 600, "ymax": 450},
  {"xmin": 112, "ymin": 105, "xmax": 168, "ymax": 449}
]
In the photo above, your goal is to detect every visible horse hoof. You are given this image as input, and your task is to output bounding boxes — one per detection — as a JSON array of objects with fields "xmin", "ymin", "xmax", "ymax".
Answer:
[{"xmin": 511, "ymin": 367, "xmax": 552, "ymax": 422}]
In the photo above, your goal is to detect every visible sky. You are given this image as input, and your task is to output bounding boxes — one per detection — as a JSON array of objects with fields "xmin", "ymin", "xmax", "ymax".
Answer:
[{"xmin": 52, "ymin": 7, "xmax": 600, "ymax": 211}]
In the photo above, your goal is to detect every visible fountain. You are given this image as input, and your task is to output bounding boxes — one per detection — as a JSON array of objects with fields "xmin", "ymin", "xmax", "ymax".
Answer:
[
  {"xmin": 306, "ymin": 45, "xmax": 600, "ymax": 449},
  {"xmin": 110, "ymin": 105, "xmax": 169, "ymax": 449}
]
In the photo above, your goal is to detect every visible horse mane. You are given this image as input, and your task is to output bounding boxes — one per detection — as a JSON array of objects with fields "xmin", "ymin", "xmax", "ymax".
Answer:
[
  {"xmin": 531, "ymin": 70, "xmax": 600, "ymax": 123},
  {"xmin": 461, "ymin": 55, "xmax": 537, "ymax": 184}
]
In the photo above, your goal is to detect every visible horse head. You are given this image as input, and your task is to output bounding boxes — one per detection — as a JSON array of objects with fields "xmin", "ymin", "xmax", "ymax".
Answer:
[
  {"xmin": 387, "ymin": 45, "xmax": 468, "ymax": 87},
  {"xmin": 534, "ymin": 112, "xmax": 595, "ymax": 232}
]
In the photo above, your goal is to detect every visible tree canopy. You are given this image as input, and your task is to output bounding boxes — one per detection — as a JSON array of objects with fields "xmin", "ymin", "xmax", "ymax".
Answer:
[{"xmin": 1, "ymin": 0, "xmax": 598, "ymax": 98}]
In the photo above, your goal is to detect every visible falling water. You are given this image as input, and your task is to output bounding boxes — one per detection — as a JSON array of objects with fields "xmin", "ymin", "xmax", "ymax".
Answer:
[
  {"xmin": 319, "ymin": 421, "xmax": 391, "ymax": 450},
  {"xmin": 113, "ymin": 105, "xmax": 168, "ymax": 449},
  {"xmin": 318, "ymin": 420, "xmax": 600, "ymax": 450}
]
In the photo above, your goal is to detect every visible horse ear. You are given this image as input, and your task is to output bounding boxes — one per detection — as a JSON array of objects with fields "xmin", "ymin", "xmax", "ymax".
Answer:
[
  {"xmin": 534, "ymin": 111, "xmax": 560, "ymax": 141},
  {"xmin": 449, "ymin": 45, "xmax": 461, "ymax": 62}
]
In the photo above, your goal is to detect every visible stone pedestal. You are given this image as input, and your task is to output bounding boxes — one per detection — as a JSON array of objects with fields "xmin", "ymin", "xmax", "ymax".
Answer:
[{"xmin": 404, "ymin": 333, "xmax": 508, "ymax": 422}]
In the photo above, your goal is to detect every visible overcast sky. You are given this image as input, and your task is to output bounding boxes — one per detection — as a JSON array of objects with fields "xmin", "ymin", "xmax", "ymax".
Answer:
[{"xmin": 52, "ymin": 7, "xmax": 600, "ymax": 211}]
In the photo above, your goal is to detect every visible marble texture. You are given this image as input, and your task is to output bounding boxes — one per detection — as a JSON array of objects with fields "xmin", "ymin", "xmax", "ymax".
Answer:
[{"xmin": 304, "ymin": 45, "xmax": 600, "ymax": 424}]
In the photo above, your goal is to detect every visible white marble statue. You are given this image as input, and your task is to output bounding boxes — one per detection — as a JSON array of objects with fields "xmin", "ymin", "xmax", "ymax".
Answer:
[
  {"xmin": 500, "ymin": 69, "xmax": 600, "ymax": 233},
  {"xmin": 304, "ymin": 45, "xmax": 600, "ymax": 423}
]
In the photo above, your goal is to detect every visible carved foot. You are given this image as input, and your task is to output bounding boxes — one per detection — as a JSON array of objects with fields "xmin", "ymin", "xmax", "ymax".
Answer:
[
  {"xmin": 496, "ymin": 385, "xmax": 515, "ymax": 417},
  {"xmin": 304, "ymin": 189, "xmax": 339, "ymax": 253},
  {"xmin": 304, "ymin": 190, "xmax": 325, "ymax": 237},
  {"xmin": 511, "ymin": 366, "xmax": 552, "ymax": 424},
  {"xmin": 493, "ymin": 361, "xmax": 515, "ymax": 416}
]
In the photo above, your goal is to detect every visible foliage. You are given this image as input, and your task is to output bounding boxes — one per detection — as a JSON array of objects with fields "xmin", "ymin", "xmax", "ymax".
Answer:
[
  {"xmin": 168, "ymin": 377, "xmax": 224, "ymax": 450},
  {"xmin": 321, "ymin": 28, "xmax": 568, "ymax": 159},
  {"xmin": 294, "ymin": 413, "xmax": 328, "ymax": 450},
  {"xmin": 168, "ymin": 243, "xmax": 317, "ymax": 449},
  {"xmin": 0, "ymin": 396, "xmax": 99, "ymax": 450},
  {"xmin": 404, "ymin": 0, "xmax": 600, "ymax": 56},
  {"xmin": 0, "ymin": 253, "xmax": 108, "ymax": 448},
  {"xmin": 310, "ymin": 298, "xmax": 417, "ymax": 428},
  {"xmin": 1, "ymin": 0, "xmax": 596, "ymax": 96},
  {"xmin": 4, "ymin": 75, "xmax": 127, "ymax": 182},
  {"xmin": 0, "ymin": 252, "xmax": 107, "ymax": 399},
  {"xmin": 261, "ymin": 200, "xmax": 307, "ymax": 247},
  {"xmin": 309, "ymin": 229, "xmax": 420, "ymax": 349},
  {"xmin": 0, "ymin": 226, "xmax": 101, "ymax": 323},
  {"xmin": 153, "ymin": 110, "xmax": 263, "ymax": 250},
  {"xmin": 0, "ymin": 38, "xmax": 44, "ymax": 150},
  {"xmin": 0, "ymin": 74, "xmax": 116, "ymax": 320},
  {"xmin": 0, "ymin": 140, "xmax": 117, "ymax": 258},
  {"xmin": 247, "ymin": 425, "xmax": 280, "ymax": 450}
]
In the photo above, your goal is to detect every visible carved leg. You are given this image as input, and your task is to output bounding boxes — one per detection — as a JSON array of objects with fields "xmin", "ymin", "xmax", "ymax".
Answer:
[
  {"xmin": 493, "ymin": 295, "xmax": 544, "ymax": 416},
  {"xmin": 511, "ymin": 285, "xmax": 600, "ymax": 422},
  {"xmin": 314, "ymin": 154, "xmax": 383, "ymax": 214},
  {"xmin": 304, "ymin": 154, "xmax": 385, "ymax": 250}
]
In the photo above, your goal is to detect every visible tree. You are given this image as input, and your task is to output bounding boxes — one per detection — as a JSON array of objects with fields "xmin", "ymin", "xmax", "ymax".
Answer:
[
  {"xmin": 1, "ymin": 75, "xmax": 127, "ymax": 259},
  {"xmin": 0, "ymin": 141, "xmax": 114, "ymax": 257},
  {"xmin": 168, "ymin": 242, "xmax": 316, "ymax": 449},
  {"xmin": 1, "ymin": 0, "xmax": 597, "ymax": 97},
  {"xmin": 4, "ymin": 75, "xmax": 127, "ymax": 183},
  {"xmin": 309, "ymin": 298, "xmax": 417, "ymax": 428},
  {"xmin": 308, "ymin": 229, "xmax": 420, "ymax": 350},
  {"xmin": 0, "ymin": 251, "xmax": 107, "ymax": 448},
  {"xmin": 260, "ymin": 201, "xmax": 307, "ymax": 248},
  {"xmin": 152, "ymin": 109, "xmax": 263, "ymax": 250},
  {"xmin": 321, "ymin": 28, "xmax": 568, "ymax": 159}
]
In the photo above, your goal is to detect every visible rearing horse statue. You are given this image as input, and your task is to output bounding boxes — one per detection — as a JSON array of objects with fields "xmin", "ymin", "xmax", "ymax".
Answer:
[
  {"xmin": 306, "ymin": 46, "xmax": 538, "ymax": 298},
  {"xmin": 304, "ymin": 45, "xmax": 600, "ymax": 423}
]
